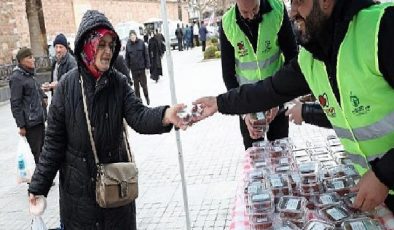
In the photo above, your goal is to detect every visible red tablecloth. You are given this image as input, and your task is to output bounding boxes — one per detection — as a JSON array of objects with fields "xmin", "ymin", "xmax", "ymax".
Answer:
[{"xmin": 230, "ymin": 152, "xmax": 394, "ymax": 230}]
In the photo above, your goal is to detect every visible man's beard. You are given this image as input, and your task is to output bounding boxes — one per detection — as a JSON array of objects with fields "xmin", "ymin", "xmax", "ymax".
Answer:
[{"xmin": 295, "ymin": 0, "xmax": 329, "ymax": 45}]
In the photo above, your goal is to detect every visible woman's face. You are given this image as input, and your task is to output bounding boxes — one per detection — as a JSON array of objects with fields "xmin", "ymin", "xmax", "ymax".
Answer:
[
  {"xmin": 20, "ymin": 55, "xmax": 35, "ymax": 69},
  {"xmin": 95, "ymin": 34, "xmax": 114, "ymax": 72}
]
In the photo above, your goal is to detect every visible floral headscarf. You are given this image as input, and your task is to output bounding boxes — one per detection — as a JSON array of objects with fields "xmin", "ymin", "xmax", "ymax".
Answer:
[{"xmin": 81, "ymin": 27, "xmax": 116, "ymax": 79}]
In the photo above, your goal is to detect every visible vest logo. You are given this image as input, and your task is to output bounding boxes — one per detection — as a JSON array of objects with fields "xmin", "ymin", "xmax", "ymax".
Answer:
[
  {"xmin": 350, "ymin": 92, "xmax": 370, "ymax": 116},
  {"xmin": 237, "ymin": 41, "xmax": 248, "ymax": 57},
  {"xmin": 319, "ymin": 93, "xmax": 336, "ymax": 118},
  {"xmin": 262, "ymin": 40, "xmax": 272, "ymax": 53}
]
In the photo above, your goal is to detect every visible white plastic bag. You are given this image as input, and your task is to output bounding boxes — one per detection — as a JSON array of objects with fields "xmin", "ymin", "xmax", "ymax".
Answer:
[
  {"xmin": 31, "ymin": 216, "xmax": 47, "ymax": 230},
  {"xmin": 16, "ymin": 137, "xmax": 36, "ymax": 183}
]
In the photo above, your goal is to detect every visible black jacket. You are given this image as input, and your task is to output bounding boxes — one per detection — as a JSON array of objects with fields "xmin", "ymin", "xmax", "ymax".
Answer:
[
  {"xmin": 28, "ymin": 10, "xmax": 172, "ymax": 229},
  {"xmin": 217, "ymin": 0, "xmax": 394, "ymax": 190},
  {"xmin": 50, "ymin": 52, "xmax": 77, "ymax": 83},
  {"xmin": 125, "ymin": 39, "xmax": 150, "ymax": 72},
  {"xmin": 113, "ymin": 55, "xmax": 132, "ymax": 86},
  {"xmin": 9, "ymin": 65, "xmax": 47, "ymax": 128},
  {"xmin": 219, "ymin": 0, "xmax": 298, "ymax": 91},
  {"xmin": 302, "ymin": 102, "xmax": 332, "ymax": 128}
]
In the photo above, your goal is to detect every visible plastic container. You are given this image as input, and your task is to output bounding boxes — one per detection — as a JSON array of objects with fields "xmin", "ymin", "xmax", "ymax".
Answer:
[
  {"xmin": 289, "ymin": 172, "xmax": 301, "ymax": 190},
  {"xmin": 330, "ymin": 145, "xmax": 345, "ymax": 153},
  {"xmin": 293, "ymin": 150, "xmax": 310, "ymax": 158},
  {"xmin": 310, "ymin": 147, "xmax": 329, "ymax": 156},
  {"xmin": 277, "ymin": 196, "xmax": 307, "ymax": 220},
  {"xmin": 298, "ymin": 162, "xmax": 320, "ymax": 183},
  {"xmin": 246, "ymin": 168, "xmax": 270, "ymax": 181},
  {"xmin": 275, "ymin": 220, "xmax": 301, "ymax": 230},
  {"xmin": 268, "ymin": 174, "xmax": 290, "ymax": 196},
  {"xmin": 311, "ymin": 153, "xmax": 333, "ymax": 163},
  {"xmin": 319, "ymin": 205, "xmax": 351, "ymax": 227},
  {"xmin": 249, "ymin": 215, "xmax": 274, "ymax": 230},
  {"xmin": 321, "ymin": 160, "xmax": 337, "ymax": 168},
  {"xmin": 268, "ymin": 146, "xmax": 288, "ymax": 159},
  {"xmin": 341, "ymin": 217, "xmax": 384, "ymax": 230},
  {"xmin": 315, "ymin": 193, "xmax": 341, "ymax": 209},
  {"xmin": 249, "ymin": 190, "xmax": 274, "ymax": 213},
  {"xmin": 324, "ymin": 177, "xmax": 355, "ymax": 196},
  {"xmin": 295, "ymin": 156, "xmax": 311, "ymax": 164},
  {"xmin": 176, "ymin": 104, "xmax": 202, "ymax": 124},
  {"xmin": 327, "ymin": 138, "xmax": 341, "ymax": 147},
  {"xmin": 342, "ymin": 193, "xmax": 358, "ymax": 212},
  {"xmin": 303, "ymin": 219, "xmax": 335, "ymax": 230}
]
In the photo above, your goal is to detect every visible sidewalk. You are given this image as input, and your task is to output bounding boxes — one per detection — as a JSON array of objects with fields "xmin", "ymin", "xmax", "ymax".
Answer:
[{"xmin": 0, "ymin": 48, "xmax": 334, "ymax": 229}]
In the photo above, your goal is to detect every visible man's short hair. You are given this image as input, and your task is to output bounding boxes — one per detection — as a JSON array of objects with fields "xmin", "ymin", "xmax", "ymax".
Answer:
[{"xmin": 16, "ymin": 47, "xmax": 33, "ymax": 62}]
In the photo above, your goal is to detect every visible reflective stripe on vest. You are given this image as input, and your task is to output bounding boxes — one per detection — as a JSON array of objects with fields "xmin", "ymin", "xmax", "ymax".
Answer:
[
  {"xmin": 222, "ymin": 0, "xmax": 284, "ymax": 84},
  {"xmin": 235, "ymin": 51, "xmax": 282, "ymax": 71},
  {"xmin": 333, "ymin": 110, "xmax": 394, "ymax": 141}
]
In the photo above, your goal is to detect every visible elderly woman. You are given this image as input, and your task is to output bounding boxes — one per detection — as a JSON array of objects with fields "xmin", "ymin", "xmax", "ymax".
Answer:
[{"xmin": 28, "ymin": 10, "xmax": 186, "ymax": 229}]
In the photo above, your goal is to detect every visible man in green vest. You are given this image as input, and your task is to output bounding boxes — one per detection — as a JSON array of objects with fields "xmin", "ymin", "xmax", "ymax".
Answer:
[
  {"xmin": 219, "ymin": 0, "xmax": 298, "ymax": 149},
  {"xmin": 194, "ymin": 0, "xmax": 394, "ymax": 212}
]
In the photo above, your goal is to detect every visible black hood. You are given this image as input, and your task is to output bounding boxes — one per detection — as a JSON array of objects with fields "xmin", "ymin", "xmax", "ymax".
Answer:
[{"xmin": 74, "ymin": 10, "xmax": 121, "ymax": 69}]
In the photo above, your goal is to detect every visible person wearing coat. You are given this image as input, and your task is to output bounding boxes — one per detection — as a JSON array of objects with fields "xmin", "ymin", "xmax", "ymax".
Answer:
[
  {"xmin": 9, "ymin": 47, "xmax": 48, "ymax": 164},
  {"xmin": 148, "ymin": 32, "xmax": 164, "ymax": 83},
  {"xmin": 42, "ymin": 33, "xmax": 77, "ymax": 94},
  {"xmin": 28, "ymin": 10, "xmax": 187, "ymax": 230}
]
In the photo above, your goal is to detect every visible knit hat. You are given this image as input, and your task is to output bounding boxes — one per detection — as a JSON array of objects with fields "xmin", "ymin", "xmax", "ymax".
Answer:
[
  {"xmin": 129, "ymin": 30, "xmax": 136, "ymax": 36},
  {"xmin": 16, "ymin": 47, "xmax": 33, "ymax": 62},
  {"xmin": 53, "ymin": 33, "xmax": 68, "ymax": 47}
]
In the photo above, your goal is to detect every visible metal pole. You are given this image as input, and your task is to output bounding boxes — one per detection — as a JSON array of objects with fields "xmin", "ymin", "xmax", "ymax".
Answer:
[{"xmin": 160, "ymin": 1, "xmax": 191, "ymax": 229}]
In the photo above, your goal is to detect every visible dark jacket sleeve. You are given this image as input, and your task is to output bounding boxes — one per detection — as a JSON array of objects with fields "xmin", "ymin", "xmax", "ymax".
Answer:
[
  {"xmin": 217, "ymin": 58, "xmax": 311, "ymax": 114},
  {"xmin": 122, "ymin": 77, "xmax": 172, "ymax": 134},
  {"xmin": 125, "ymin": 42, "xmax": 131, "ymax": 70},
  {"xmin": 144, "ymin": 43, "xmax": 151, "ymax": 69},
  {"xmin": 302, "ymin": 102, "xmax": 332, "ymax": 128},
  {"xmin": 28, "ymin": 80, "xmax": 67, "ymax": 196},
  {"xmin": 9, "ymin": 76, "xmax": 26, "ymax": 128},
  {"xmin": 219, "ymin": 23, "xmax": 239, "ymax": 91},
  {"xmin": 369, "ymin": 7, "xmax": 394, "ymax": 189},
  {"xmin": 114, "ymin": 56, "xmax": 132, "ymax": 86},
  {"xmin": 277, "ymin": 7, "xmax": 298, "ymax": 64}
]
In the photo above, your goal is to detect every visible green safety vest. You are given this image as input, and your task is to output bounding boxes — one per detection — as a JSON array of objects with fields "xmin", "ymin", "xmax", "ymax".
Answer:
[
  {"xmin": 298, "ymin": 3, "xmax": 394, "ymax": 192},
  {"xmin": 222, "ymin": 0, "xmax": 285, "ymax": 85}
]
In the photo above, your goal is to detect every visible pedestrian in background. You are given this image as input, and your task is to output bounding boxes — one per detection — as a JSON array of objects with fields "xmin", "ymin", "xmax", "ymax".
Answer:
[
  {"xmin": 125, "ymin": 30, "xmax": 151, "ymax": 105},
  {"xmin": 149, "ymin": 31, "xmax": 164, "ymax": 83},
  {"xmin": 175, "ymin": 23, "xmax": 184, "ymax": 51},
  {"xmin": 193, "ymin": 22, "xmax": 200, "ymax": 47},
  {"xmin": 219, "ymin": 0, "xmax": 298, "ymax": 149},
  {"xmin": 9, "ymin": 47, "xmax": 47, "ymax": 164},
  {"xmin": 199, "ymin": 21, "xmax": 208, "ymax": 52},
  {"xmin": 42, "ymin": 33, "xmax": 77, "ymax": 94},
  {"xmin": 27, "ymin": 10, "xmax": 187, "ymax": 230},
  {"xmin": 184, "ymin": 24, "xmax": 192, "ymax": 50}
]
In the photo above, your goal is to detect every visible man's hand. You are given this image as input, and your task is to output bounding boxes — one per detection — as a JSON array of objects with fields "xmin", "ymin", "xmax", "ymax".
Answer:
[
  {"xmin": 352, "ymin": 170, "xmax": 389, "ymax": 212},
  {"xmin": 19, "ymin": 127, "xmax": 26, "ymax": 136},
  {"xmin": 50, "ymin": 81, "xmax": 58, "ymax": 90},
  {"xmin": 162, "ymin": 104, "xmax": 188, "ymax": 130},
  {"xmin": 285, "ymin": 100, "xmax": 304, "ymax": 125},
  {"xmin": 245, "ymin": 114, "xmax": 263, "ymax": 139},
  {"xmin": 192, "ymin": 96, "xmax": 218, "ymax": 122},
  {"xmin": 41, "ymin": 82, "xmax": 51, "ymax": 92},
  {"xmin": 266, "ymin": 106, "xmax": 279, "ymax": 124}
]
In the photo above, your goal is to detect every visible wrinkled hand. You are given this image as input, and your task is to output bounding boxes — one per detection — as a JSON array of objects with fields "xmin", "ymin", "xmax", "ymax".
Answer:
[
  {"xmin": 29, "ymin": 193, "xmax": 38, "ymax": 206},
  {"xmin": 285, "ymin": 100, "xmax": 303, "ymax": 125},
  {"xmin": 245, "ymin": 114, "xmax": 263, "ymax": 139},
  {"xmin": 19, "ymin": 127, "xmax": 26, "ymax": 136},
  {"xmin": 50, "ymin": 81, "xmax": 58, "ymax": 89},
  {"xmin": 352, "ymin": 170, "xmax": 389, "ymax": 212},
  {"xmin": 163, "ymin": 104, "xmax": 188, "ymax": 130},
  {"xmin": 41, "ymin": 82, "xmax": 51, "ymax": 92},
  {"xmin": 191, "ymin": 96, "xmax": 218, "ymax": 123},
  {"xmin": 266, "ymin": 106, "xmax": 279, "ymax": 124}
]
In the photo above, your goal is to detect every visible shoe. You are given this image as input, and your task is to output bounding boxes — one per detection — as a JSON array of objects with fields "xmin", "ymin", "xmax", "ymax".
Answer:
[{"xmin": 51, "ymin": 181, "xmax": 56, "ymax": 186}]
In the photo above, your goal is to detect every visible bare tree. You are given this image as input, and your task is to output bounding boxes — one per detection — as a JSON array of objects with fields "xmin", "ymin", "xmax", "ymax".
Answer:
[
  {"xmin": 26, "ymin": 0, "xmax": 48, "ymax": 57},
  {"xmin": 188, "ymin": 0, "xmax": 219, "ymax": 20}
]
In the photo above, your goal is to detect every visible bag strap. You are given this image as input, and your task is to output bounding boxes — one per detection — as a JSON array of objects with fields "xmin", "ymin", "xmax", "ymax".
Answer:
[{"xmin": 79, "ymin": 75, "xmax": 135, "ymax": 165}]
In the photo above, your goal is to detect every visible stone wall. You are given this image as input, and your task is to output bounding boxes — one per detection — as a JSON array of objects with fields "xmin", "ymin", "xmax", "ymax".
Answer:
[{"xmin": 0, "ymin": 0, "xmax": 188, "ymax": 64}]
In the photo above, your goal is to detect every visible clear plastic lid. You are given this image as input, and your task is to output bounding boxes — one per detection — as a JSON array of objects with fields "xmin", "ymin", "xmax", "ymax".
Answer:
[
  {"xmin": 245, "ymin": 180, "xmax": 267, "ymax": 195},
  {"xmin": 293, "ymin": 150, "xmax": 310, "ymax": 158},
  {"xmin": 268, "ymin": 146, "xmax": 288, "ymax": 158},
  {"xmin": 249, "ymin": 192, "xmax": 275, "ymax": 214},
  {"xmin": 246, "ymin": 168, "xmax": 270, "ymax": 181},
  {"xmin": 277, "ymin": 196, "xmax": 307, "ymax": 214},
  {"xmin": 303, "ymin": 219, "xmax": 335, "ymax": 230},
  {"xmin": 276, "ymin": 220, "xmax": 301, "ymax": 230},
  {"xmin": 268, "ymin": 174, "xmax": 291, "ymax": 196},
  {"xmin": 330, "ymin": 145, "xmax": 345, "ymax": 153},
  {"xmin": 295, "ymin": 156, "xmax": 312, "ymax": 164},
  {"xmin": 298, "ymin": 162, "xmax": 320, "ymax": 183},
  {"xmin": 315, "ymin": 193, "xmax": 341, "ymax": 208},
  {"xmin": 327, "ymin": 138, "xmax": 341, "ymax": 147},
  {"xmin": 341, "ymin": 217, "xmax": 384, "ymax": 230},
  {"xmin": 324, "ymin": 177, "xmax": 355, "ymax": 196},
  {"xmin": 311, "ymin": 154, "xmax": 333, "ymax": 162},
  {"xmin": 319, "ymin": 205, "xmax": 351, "ymax": 226},
  {"xmin": 249, "ymin": 214, "xmax": 274, "ymax": 230},
  {"xmin": 310, "ymin": 147, "xmax": 329, "ymax": 156}
]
